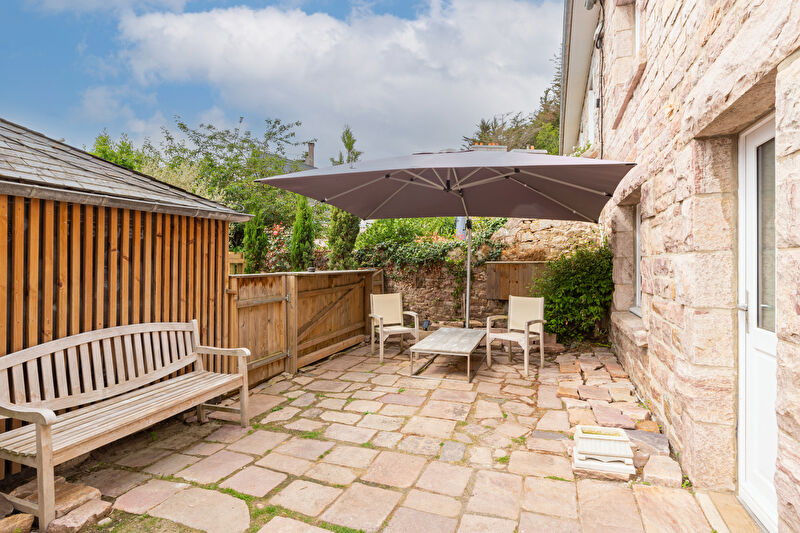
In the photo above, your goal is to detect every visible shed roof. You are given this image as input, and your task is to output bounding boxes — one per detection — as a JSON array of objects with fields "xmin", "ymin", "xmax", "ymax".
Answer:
[{"xmin": 0, "ymin": 118, "xmax": 251, "ymax": 222}]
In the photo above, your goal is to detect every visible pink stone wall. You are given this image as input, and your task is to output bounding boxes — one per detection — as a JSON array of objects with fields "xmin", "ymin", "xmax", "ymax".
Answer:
[{"xmin": 581, "ymin": 0, "xmax": 800, "ymax": 527}]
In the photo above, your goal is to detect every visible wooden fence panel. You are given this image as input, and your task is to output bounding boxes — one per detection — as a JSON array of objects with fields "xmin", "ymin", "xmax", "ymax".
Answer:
[
  {"xmin": 0, "ymin": 196, "xmax": 230, "ymax": 479},
  {"xmin": 485, "ymin": 261, "xmax": 549, "ymax": 300}
]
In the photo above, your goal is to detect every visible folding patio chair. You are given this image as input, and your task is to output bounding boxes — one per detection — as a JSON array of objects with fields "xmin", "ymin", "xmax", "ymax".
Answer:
[
  {"xmin": 486, "ymin": 295, "xmax": 546, "ymax": 376},
  {"xmin": 370, "ymin": 293, "xmax": 419, "ymax": 362}
]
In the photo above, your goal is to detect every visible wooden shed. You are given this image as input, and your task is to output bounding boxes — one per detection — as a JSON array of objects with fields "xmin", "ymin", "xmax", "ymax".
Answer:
[{"xmin": 0, "ymin": 118, "xmax": 250, "ymax": 477}]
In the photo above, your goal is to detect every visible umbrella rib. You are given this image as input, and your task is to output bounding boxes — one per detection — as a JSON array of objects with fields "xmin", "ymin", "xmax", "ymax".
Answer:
[
  {"xmin": 508, "ymin": 177, "xmax": 595, "ymax": 222},
  {"xmin": 519, "ymin": 169, "xmax": 612, "ymax": 197},
  {"xmin": 457, "ymin": 167, "xmax": 484, "ymax": 185},
  {"xmin": 431, "ymin": 169, "xmax": 446, "ymax": 188},
  {"xmin": 397, "ymin": 170, "xmax": 443, "ymax": 190},
  {"xmin": 366, "ymin": 182, "xmax": 411, "ymax": 219},
  {"xmin": 458, "ymin": 173, "xmax": 510, "ymax": 189},
  {"xmin": 326, "ymin": 176, "xmax": 385, "ymax": 202},
  {"xmin": 451, "ymin": 168, "xmax": 462, "ymax": 190}
]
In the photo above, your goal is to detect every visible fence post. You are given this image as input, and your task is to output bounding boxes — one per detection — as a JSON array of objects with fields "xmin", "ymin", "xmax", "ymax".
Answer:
[
  {"xmin": 286, "ymin": 274, "xmax": 298, "ymax": 373},
  {"xmin": 228, "ymin": 276, "xmax": 239, "ymax": 349},
  {"xmin": 363, "ymin": 272, "xmax": 372, "ymax": 335}
]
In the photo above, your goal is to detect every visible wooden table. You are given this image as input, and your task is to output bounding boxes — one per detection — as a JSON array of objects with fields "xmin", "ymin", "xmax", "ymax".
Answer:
[{"xmin": 409, "ymin": 328, "xmax": 487, "ymax": 382}]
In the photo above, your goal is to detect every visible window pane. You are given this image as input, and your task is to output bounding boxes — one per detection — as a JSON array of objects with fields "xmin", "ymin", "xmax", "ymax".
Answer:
[{"xmin": 757, "ymin": 138, "xmax": 775, "ymax": 332}]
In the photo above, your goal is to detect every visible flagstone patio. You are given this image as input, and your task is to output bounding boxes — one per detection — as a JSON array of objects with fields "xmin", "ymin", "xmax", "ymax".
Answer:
[{"xmin": 54, "ymin": 339, "xmax": 756, "ymax": 533}]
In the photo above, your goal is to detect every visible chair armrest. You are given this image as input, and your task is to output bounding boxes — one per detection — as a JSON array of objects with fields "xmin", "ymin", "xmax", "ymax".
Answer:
[
  {"xmin": 369, "ymin": 314, "xmax": 384, "ymax": 326},
  {"xmin": 0, "ymin": 401, "xmax": 57, "ymax": 425},
  {"xmin": 403, "ymin": 311, "xmax": 418, "ymax": 318},
  {"xmin": 486, "ymin": 315, "xmax": 507, "ymax": 326},
  {"xmin": 196, "ymin": 346, "xmax": 252, "ymax": 358},
  {"xmin": 403, "ymin": 311, "xmax": 419, "ymax": 330},
  {"xmin": 524, "ymin": 319, "xmax": 545, "ymax": 326}
]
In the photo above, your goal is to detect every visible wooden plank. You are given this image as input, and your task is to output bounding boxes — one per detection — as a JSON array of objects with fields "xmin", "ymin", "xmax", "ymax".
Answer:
[
  {"xmin": 41, "ymin": 200, "xmax": 55, "ymax": 343},
  {"xmin": 82, "ymin": 205, "xmax": 93, "ymax": 333},
  {"xmin": 215, "ymin": 221, "xmax": 223, "ymax": 346},
  {"xmin": 0, "ymin": 196, "xmax": 7, "ymax": 357},
  {"xmin": 90, "ymin": 340, "xmax": 105, "ymax": 389},
  {"xmin": 222, "ymin": 223, "xmax": 229, "ymax": 348},
  {"xmin": 107, "ymin": 208, "xmax": 118, "ymax": 328},
  {"xmin": 201, "ymin": 219, "xmax": 209, "ymax": 344},
  {"xmin": 188, "ymin": 219, "xmax": 195, "ymax": 323},
  {"xmin": 101, "ymin": 338, "xmax": 115, "ymax": 386},
  {"xmin": 94, "ymin": 207, "xmax": 105, "ymax": 330},
  {"xmin": 79, "ymin": 344, "xmax": 93, "ymax": 392},
  {"xmin": 179, "ymin": 216, "xmax": 187, "ymax": 322},
  {"xmin": 132, "ymin": 334, "xmax": 145, "ymax": 376},
  {"xmin": 236, "ymin": 295, "xmax": 287, "ymax": 309},
  {"xmin": 163, "ymin": 215, "xmax": 172, "ymax": 322},
  {"xmin": 154, "ymin": 213, "xmax": 162, "ymax": 322},
  {"xmin": 298, "ymin": 280, "xmax": 363, "ymax": 298},
  {"xmin": 193, "ymin": 219, "xmax": 201, "ymax": 323},
  {"xmin": 207, "ymin": 220, "xmax": 215, "ymax": 348},
  {"xmin": 122, "ymin": 335, "xmax": 135, "ymax": 381},
  {"xmin": 297, "ymin": 335, "xmax": 362, "ymax": 369},
  {"xmin": 119, "ymin": 210, "xmax": 130, "ymax": 326},
  {"xmin": 286, "ymin": 275, "xmax": 298, "ymax": 373},
  {"xmin": 132, "ymin": 211, "xmax": 141, "ymax": 324},
  {"xmin": 172, "ymin": 215, "xmax": 179, "ymax": 322},
  {"xmin": 142, "ymin": 332, "xmax": 155, "ymax": 372},
  {"xmin": 298, "ymin": 322, "xmax": 365, "ymax": 351},
  {"xmin": 28, "ymin": 198, "xmax": 41, "ymax": 347},
  {"xmin": 70, "ymin": 204, "xmax": 81, "ymax": 335},
  {"xmin": 66, "ymin": 346, "xmax": 80, "ymax": 395},
  {"xmin": 143, "ymin": 212, "xmax": 152, "ymax": 323},
  {"xmin": 53, "ymin": 350, "xmax": 68, "ymax": 398},
  {"xmin": 297, "ymin": 284, "xmax": 357, "ymax": 341},
  {"xmin": 12, "ymin": 197, "xmax": 25, "ymax": 353},
  {"xmin": 112, "ymin": 337, "xmax": 125, "ymax": 383}
]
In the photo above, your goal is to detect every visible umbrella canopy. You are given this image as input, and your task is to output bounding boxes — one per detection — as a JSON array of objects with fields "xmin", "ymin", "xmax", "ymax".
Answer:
[{"xmin": 258, "ymin": 149, "xmax": 635, "ymax": 223}]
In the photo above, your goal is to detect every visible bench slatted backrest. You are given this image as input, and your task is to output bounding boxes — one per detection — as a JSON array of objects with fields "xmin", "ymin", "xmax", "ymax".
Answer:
[{"xmin": 0, "ymin": 321, "xmax": 200, "ymax": 411}]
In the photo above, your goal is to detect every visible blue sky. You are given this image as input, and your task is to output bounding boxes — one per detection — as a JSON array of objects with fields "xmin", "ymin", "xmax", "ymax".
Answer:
[{"xmin": 1, "ymin": 0, "xmax": 562, "ymax": 163}]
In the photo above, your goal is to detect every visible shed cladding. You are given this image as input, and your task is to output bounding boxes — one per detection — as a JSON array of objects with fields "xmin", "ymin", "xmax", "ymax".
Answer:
[{"xmin": 0, "ymin": 118, "xmax": 249, "ymax": 222}]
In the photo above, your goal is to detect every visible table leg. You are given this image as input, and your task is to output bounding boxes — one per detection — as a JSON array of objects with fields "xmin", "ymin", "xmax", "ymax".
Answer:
[
  {"xmin": 410, "ymin": 350, "xmax": 414, "ymax": 376},
  {"xmin": 467, "ymin": 351, "xmax": 471, "ymax": 383}
]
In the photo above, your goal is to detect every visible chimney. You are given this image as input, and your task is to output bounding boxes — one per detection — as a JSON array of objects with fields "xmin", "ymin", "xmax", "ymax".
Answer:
[{"xmin": 305, "ymin": 142, "xmax": 315, "ymax": 167}]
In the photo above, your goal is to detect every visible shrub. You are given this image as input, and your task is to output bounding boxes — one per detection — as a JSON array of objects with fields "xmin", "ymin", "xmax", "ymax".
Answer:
[
  {"xmin": 531, "ymin": 243, "xmax": 614, "ymax": 341},
  {"xmin": 327, "ymin": 207, "xmax": 360, "ymax": 270},
  {"xmin": 290, "ymin": 196, "xmax": 315, "ymax": 270}
]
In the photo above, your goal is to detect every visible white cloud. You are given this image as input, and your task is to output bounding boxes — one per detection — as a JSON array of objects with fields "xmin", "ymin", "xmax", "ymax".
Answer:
[
  {"xmin": 77, "ymin": 85, "xmax": 167, "ymax": 145},
  {"xmin": 117, "ymin": 0, "xmax": 562, "ymax": 162}
]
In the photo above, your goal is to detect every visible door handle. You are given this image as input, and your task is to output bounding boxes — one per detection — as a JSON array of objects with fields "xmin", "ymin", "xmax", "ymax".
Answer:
[{"xmin": 738, "ymin": 292, "xmax": 749, "ymax": 334}]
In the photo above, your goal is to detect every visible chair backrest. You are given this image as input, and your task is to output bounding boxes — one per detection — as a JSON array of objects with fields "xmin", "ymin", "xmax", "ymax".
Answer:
[
  {"xmin": 0, "ymin": 321, "xmax": 200, "ymax": 411},
  {"xmin": 508, "ymin": 296, "xmax": 544, "ymax": 331},
  {"xmin": 371, "ymin": 293, "xmax": 403, "ymax": 326}
]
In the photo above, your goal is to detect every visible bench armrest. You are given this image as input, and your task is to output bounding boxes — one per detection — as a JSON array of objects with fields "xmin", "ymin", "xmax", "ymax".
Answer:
[
  {"xmin": 0, "ymin": 401, "xmax": 57, "ymax": 425},
  {"xmin": 196, "ymin": 346, "xmax": 251, "ymax": 358}
]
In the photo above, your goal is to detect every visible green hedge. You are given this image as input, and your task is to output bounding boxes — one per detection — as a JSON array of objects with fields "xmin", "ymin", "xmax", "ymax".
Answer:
[{"xmin": 532, "ymin": 243, "xmax": 614, "ymax": 341}]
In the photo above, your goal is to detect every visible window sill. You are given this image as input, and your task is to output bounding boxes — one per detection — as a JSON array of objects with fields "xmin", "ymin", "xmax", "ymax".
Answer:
[
  {"xmin": 629, "ymin": 306, "xmax": 641, "ymax": 318},
  {"xmin": 611, "ymin": 311, "xmax": 648, "ymax": 348}
]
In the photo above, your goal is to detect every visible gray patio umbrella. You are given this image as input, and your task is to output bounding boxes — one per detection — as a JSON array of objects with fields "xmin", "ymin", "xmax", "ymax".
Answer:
[{"xmin": 259, "ymin": 148, "xmax": 635, "ymax": 325}]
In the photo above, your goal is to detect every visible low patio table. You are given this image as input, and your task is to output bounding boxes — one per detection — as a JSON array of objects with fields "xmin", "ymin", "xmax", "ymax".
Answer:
[{"xmin": 409, "ymin": 327, "xmax": 487, "ymax": 382}]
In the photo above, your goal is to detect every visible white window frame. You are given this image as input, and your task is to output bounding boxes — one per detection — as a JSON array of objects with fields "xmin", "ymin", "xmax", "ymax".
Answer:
[{"xmin": 630, "ymin": 203, "xmax": 642, "ymax": 317}]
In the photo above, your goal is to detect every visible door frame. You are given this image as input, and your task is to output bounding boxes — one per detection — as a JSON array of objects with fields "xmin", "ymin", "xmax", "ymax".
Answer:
[{"xmin": 736, "ymin": 112, "xmax": 777, "ymax": 532}]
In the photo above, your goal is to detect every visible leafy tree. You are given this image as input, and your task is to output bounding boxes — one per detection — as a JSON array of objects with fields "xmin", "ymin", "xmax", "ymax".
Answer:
[
  {"xmin": 327, "ymin": 125, "xmax": 362, "ymax": 270},
  {"xmin": 88, "ymin": 130, "xmax": 149, "ymax": 171},
  {"xmin": 290, "ymin": 196, "xmax": 315, "ymax": 270},
  {"xmin": 242, "ymin": 209, "xmax": 270, "ymax": 273},
  {"xmin": 463, "ymin": 52, "xmax": 562, "ymax": 154}
]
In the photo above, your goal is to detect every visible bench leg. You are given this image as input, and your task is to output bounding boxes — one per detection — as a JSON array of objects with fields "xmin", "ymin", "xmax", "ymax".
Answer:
[
  {"xmin": 36, "ymin": 424, "xmax": 55, "ymax": 531},
  {"xmin": 196, "ymin": 404, "xmax": 208, "ymax": 424}
]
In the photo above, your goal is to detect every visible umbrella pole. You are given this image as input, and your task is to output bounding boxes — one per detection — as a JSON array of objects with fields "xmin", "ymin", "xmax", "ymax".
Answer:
[{"xmin": 465, "ymin": 219, "xmax": 472, "ymax": 328}]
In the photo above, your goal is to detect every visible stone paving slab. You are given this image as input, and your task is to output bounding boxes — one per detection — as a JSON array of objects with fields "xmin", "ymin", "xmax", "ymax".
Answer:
[
  {"xmin": 320, "ymin": 482, "xmax": 402, "ymax": 533},
  {"xmin": 518, "ymin": 511, "xmax": 580, "ymax": 533},
  {"xmin": 219, "ymin": 465, "xmax": 286, "ymax": 497},
  {"xmin": 255, "ymin": 452, "xmax": 313, "ymax": 476},
  {"xmin": 144, "ymin": 453, "xmax": 201, "ymax": 476},
  {"xmin": 227, "ymin": 430, "xmax": 288, "ymax": 455},
  {"xmin": 404, "ymin": 488, "xmax": 461, "ymax": 517},
  {"xmin": 150, "ymin": 487, "xmax": 250, "ymax": 533},
  {"xmin": 177, "ymin": 450, "xmax": 252, "ymax": 484},
  {"xmin": 306, "ymin": 463, "xmax": 358, "ymax": 485},
  {"xmin": 273, "ymin": 437, "xmax": 335, "ymax": 460},
  {"xmin": 79, "ymin": 469, "xmax": 148, "ymax": 498},
  {"xmin": 577, "ymin": 479, "xmax": 644, "ymax": 533},
  {"xmin": 508, "ymin": 451, "xmax": 574, "ymax": 480},
  {"xmin": 113, "ymin": 479, "xmax": 188, "ymax": 515},
  {"xmin": 324, "ymin": 422, "xmax": 377, "ymax": 443},
  {"xmin": 384, "ymin": 507, "xmax": 458, "ymax": 533},
  {"xmin": 430, "ymin": 389, "xmax": 478, "ymax": 403},
  {"xmin": 269, "ymin": 480, "xmax": 342, "ymax": 517},
  {"xmin": 361, "ymin": 450, "xmax": 427, "ymax": 488},
  {"xmin": 416, "ymin": 461, "xmax": 473, "ymax": 497},
  {"xmin": 633, "ymin": 485, "xmax": 710, "ymax": 533},
  {"xmin": 402, "ymin": 416, "xmax": 456, "ymax": 438},
  {"xmin": 419, "ymin": 400, "xmax": 470, "ymax": 421},
  {"xmin": 521, "ymin": 477, "xmax": 577, "ymax": 518},
  {"xmin": 259, "ymin": 516, "xmax": 329, "ymax": 532},
  {"xmin": 466, "ymin": 470, "xmax": 522, "ymax": 519},
  {"xmin": 211, "ymin": 394, "xmax": 284, "ymax": 422},
  {"xmin": 116, "ymin": 447, "xmax": 171, "ymax": 468},
  {"xmin": 322, "ymin": 445, "xmax": 379, "ymax": 468},
  {"xmin": 457, "ymin": 514, "xmax": 517, "ymax": 533},
  {"xmin": 306, "ymin": 379, "xmax": 350, "ymax": 392},
  {"xmin": 206, "ymin": 425, "xmax": 250, "ymax": 444},
  {"xmin": 380, "ymin": 393, "xmax": 427, "ymax": 406},
  {"xmin": 357, "ymin": 413, "xmax": 404, "ymax": 431}
]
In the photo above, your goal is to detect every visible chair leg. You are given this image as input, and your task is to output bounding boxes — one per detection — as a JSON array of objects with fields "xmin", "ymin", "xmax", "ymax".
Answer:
[
  {"xmin": 487, "ymin": 338, "xmax": 492, "ymax": 368},
  {"xmin": 540, "ymin": 333, "xmax": 545, "ymax": 367},
  {"xmin": 379, "ymin": 335, "xmax": 385, "ymax": 363},
  {"xmin": 399, "ymin": 335, "xmax": 404, "ymax": 354},
  {"xmin": 36, "ymin": 425, "xmax": 55, "ymax": 532},
  {"xmin": 239, "ymin": 385, "xmax": 249, "ymax": 428},
  {"xmin": 523, "ymin": 343, "xmax": 529, "ymax": 377},
  {"xmin": 507, "ymin": 341, "xmax": 513, "ymax": 363},
  {"xmin": 370, "ymin": 327, "xmax": 375, "ymax": 355}
]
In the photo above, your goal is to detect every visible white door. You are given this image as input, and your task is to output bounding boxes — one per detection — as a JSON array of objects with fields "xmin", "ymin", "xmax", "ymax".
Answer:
[{"xmin": 738, "ymin": 114, "xmax": 778, "ymax": 532}]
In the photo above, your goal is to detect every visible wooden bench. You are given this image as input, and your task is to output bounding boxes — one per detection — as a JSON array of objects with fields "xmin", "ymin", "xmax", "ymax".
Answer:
[{"xmin": 0, "ymin": 320, "xmax": 250, "ymax": 530}]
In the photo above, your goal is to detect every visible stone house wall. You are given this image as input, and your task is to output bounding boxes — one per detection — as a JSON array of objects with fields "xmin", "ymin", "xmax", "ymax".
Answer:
[{"xmin": 572, "ymin": 0, "xmax": 800, "ymax": 529}]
